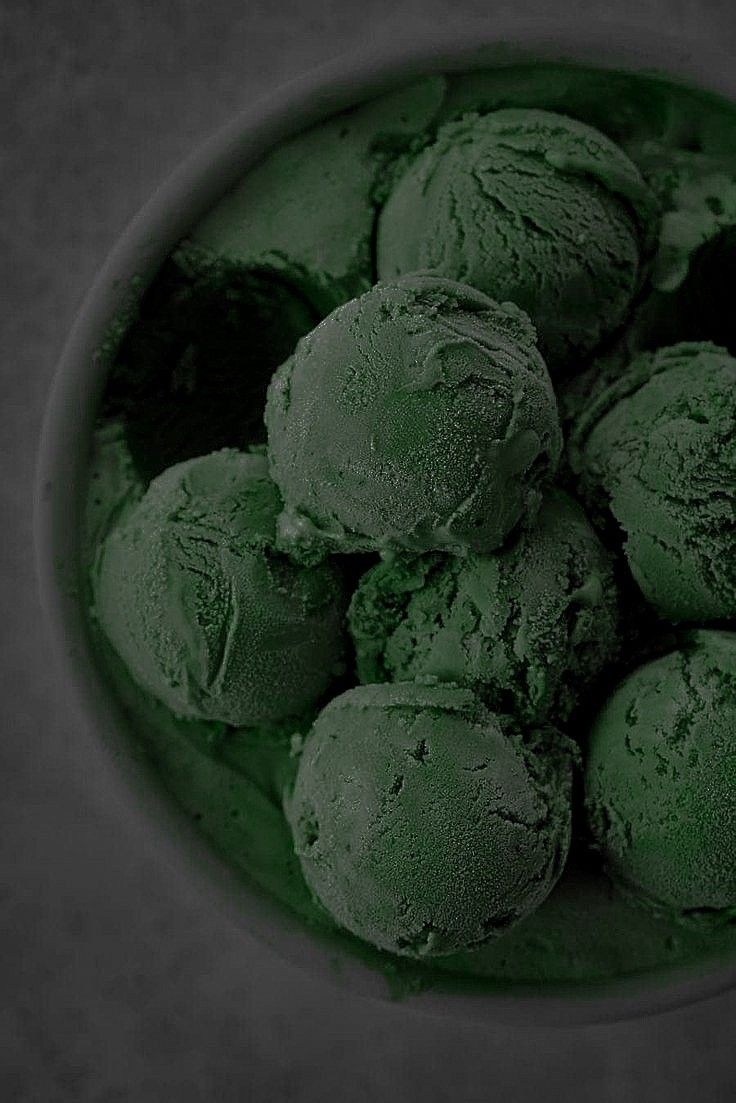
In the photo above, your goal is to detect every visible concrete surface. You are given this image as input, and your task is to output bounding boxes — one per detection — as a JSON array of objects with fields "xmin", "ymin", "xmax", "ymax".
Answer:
[{"xmin": 4, "ymin": 1, "xmax": 736, "ymax": 1099}]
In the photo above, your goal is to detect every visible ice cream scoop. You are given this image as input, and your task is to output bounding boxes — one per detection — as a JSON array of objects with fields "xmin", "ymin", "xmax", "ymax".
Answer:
[
  {"xmin": 185, "ymin": 77, "xmax": 445, "ymax": 315},
  {"xmin": 571, "ymin": 341, "xmax": 736, "ymax": 622},
  {"xmin": 266, "ymin": 275, "xmax": 561, "ymax": 559},
  {"xmin": 287, "ymin": 682, "xmax": 574, "ymax": 957},
  {"xmin": 348, "ymin": 490, "xmax": 619, "ymax": 726},
  {"xmin": 92, "ymin": 449, "xmax": 346, "ymax": 726},
  {"xmin": 377, "ymin": 109, "xmax": 657, "ymax": 372},
  {"xmin": 585, "ymin": 631, "xmax": 736, "ymax": 918}
]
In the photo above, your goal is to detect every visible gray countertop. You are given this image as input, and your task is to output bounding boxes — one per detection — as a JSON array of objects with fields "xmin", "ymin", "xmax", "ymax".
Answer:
[{"xmin": 5, "ymin": 1, "xmax": 736, "ymax": 1099}]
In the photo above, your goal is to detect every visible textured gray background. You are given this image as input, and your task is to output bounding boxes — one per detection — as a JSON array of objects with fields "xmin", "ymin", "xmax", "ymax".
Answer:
[{"xmin": 5, "ymin": 1, "xmax": 736, "ymax": 1099}]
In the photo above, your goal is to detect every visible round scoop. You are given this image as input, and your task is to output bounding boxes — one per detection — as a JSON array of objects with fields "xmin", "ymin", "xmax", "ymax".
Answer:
[
  {"xmin": 571, "ymin": 341, "xmax": 736, "ymax": 622},
  {"xmin": 287, "ymin": 682, "xmax": 574, "ymax": 958},
  {"xmin": 378, "ymin": 109, "xmax": 656, "ymax": 373},
  {"xmin": 266, "ymin": 275, "xmax": 561, "ymax": 559},
  {"xmin": 92, "ymin": 449, "xmax": 346, "ymax": 726},
  {"xmin": 349, "ymin": 489, "xmax": 619, "ymax": 726},
  {"xmin": 585, "ymin": 631, "xmax": 736, "ymax": 918}
]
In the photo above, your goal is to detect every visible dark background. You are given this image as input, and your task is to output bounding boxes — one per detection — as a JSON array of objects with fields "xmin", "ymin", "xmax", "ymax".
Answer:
[{"xmin": 5, "ymin": 1, "xmax": 736, "ymax": 1099}]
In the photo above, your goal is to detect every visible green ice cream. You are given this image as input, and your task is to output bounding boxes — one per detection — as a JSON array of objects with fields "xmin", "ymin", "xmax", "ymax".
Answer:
[
  {"xmin": 92, "ymin": 449, "xmax": 346, "ymax": 726},
  {"xmin": 98, "ymin": 607, "xmax": 736, "ymax": 994},
  {"xmin": 571, "ymin": 341, "xmax": 736, "ymax": 622},
  {"xmin": 81, "ymin": 60, "xmax": 736, "ymax": 995},
  {"xmin": 349, "ymin": 490, "xmax": 619, "ymax": 726},
  {"xmin": 377, "ymin": 109, "xmax": 657, "ymax": 372},
  {"xmin": 585, "ymin": 631, "xmax": 736, "ymax": 919},
  {"xmin": 185, "ymin": 77, "xmax": 445, "ymax": 315},
  {"xmin": 266, "ymin": 275, "xmax": 561, "ymax": 558},
  {"xmin": 287, "ymin": 682, "xmax": 574, "ymax": 957},
  {"xmin": 639, "ymin": 143, "xmax": 736, "ymax": 294},
  {"xmin": 555, "ymin": 160, "xmax": 736, "ymax": 406}
]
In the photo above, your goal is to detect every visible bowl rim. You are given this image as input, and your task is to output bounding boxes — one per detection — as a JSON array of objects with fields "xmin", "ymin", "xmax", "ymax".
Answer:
[{"xmin": 35, "ymin": 17, "xmax": 736, "ymax": 1027}]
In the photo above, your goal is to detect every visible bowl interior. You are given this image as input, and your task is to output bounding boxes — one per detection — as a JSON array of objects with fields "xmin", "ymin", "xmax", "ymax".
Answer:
[{"xmin": 36, "ymin": 23, "xmax": 736, "ymax": 1025}]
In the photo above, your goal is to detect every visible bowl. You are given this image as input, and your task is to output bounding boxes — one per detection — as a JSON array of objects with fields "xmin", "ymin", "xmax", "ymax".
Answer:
[{"xmin": 35, "ymin": 19, "xmax": 736, "ymax": 1025}]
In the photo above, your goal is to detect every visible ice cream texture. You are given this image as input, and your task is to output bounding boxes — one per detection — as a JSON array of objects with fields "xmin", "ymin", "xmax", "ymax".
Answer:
[
  {"xmin": 81, "ymin": 60, "xmax": 736, "ymax": 995},
  {"xmin": 638, "ymin": 142, "xmax": 736, "ymax": 295},
  {"xmin": 93, "ymin": 449, "xmax": 346, "ymax": 726},
  {"xmin": 585, "ymin": 631, "xmax": 736, "ymax": 918},
  {"xmin": 378, "ymin": 109, "xmax": 657, "ymax": 371},
  {"xmin": 287, "ymin": 682, "xmax": 574, "ymax": 957},
  {"xmin": 266, "ymin": 275, "xmax": 561, "ymax": 558},
  {"xmin": 571, "ymin": 341, "xmax": 736, "ymax": 622},
  {"xmin": 100, "ymin": 629, "xmax": 736, "ymax": 994},
  {"xmin": 186, "ymin": 77, "xmax": 446, "ymax": 315},
  {"xmin": 349, "ymin": 490, "xmax": 619, "ymax": 725}
]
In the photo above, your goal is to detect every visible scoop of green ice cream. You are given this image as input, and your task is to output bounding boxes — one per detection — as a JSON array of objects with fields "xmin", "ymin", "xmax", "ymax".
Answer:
[
  {"xmin": 185, "ymin": 77, "xmax": 445, "ymax": 315},
  {"xmin": 585, "ymin": 630, "xmax": 736, "ymax": 918},
  {"xmin": 92, "ymin": 449, "xmax": 346, "ymax": 726},
  {"xmin": 377, "ymin": 109, "xmax": 657, "ymax": 372},
  {"xmin": 348, "ymin": 490, "xmax": 619, "ymax": 726},
  {"xmin": 266, "ymin": 275, "xmax": 561, "ymax": 559},
  {"xmin": 287, "ymin": 682, "xmax": 574, "ymax": 957},
  {"xmin": 571, "ymin": 341, "xmax": 736, "ymax": 622}
]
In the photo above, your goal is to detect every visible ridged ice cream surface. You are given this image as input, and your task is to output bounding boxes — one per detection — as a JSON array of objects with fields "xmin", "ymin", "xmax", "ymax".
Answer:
[
  {"xmin": 92, "ymin": 449, "xmax": 346, "ymax": 726},
  {"xmin": 266, "ymin": 275, "xmax": 561, "ymax": 559},
  {"xmin": 378, "ymin": 109, "xmax": 657, "ymax": 372},
  {"xmin": 349, "ymin": 489, "xmax": 619, "ymax": 726},
  {"xmin": 586, "ymin": 631, "xmax": 736, "ymax": 917},
  {"xmin": 571, "ymin": 341, "xmax": 736, "ymax": 622},
  {"xmin": 287, "ymin": 682, "xmax": 574, "ymax": 957}
]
